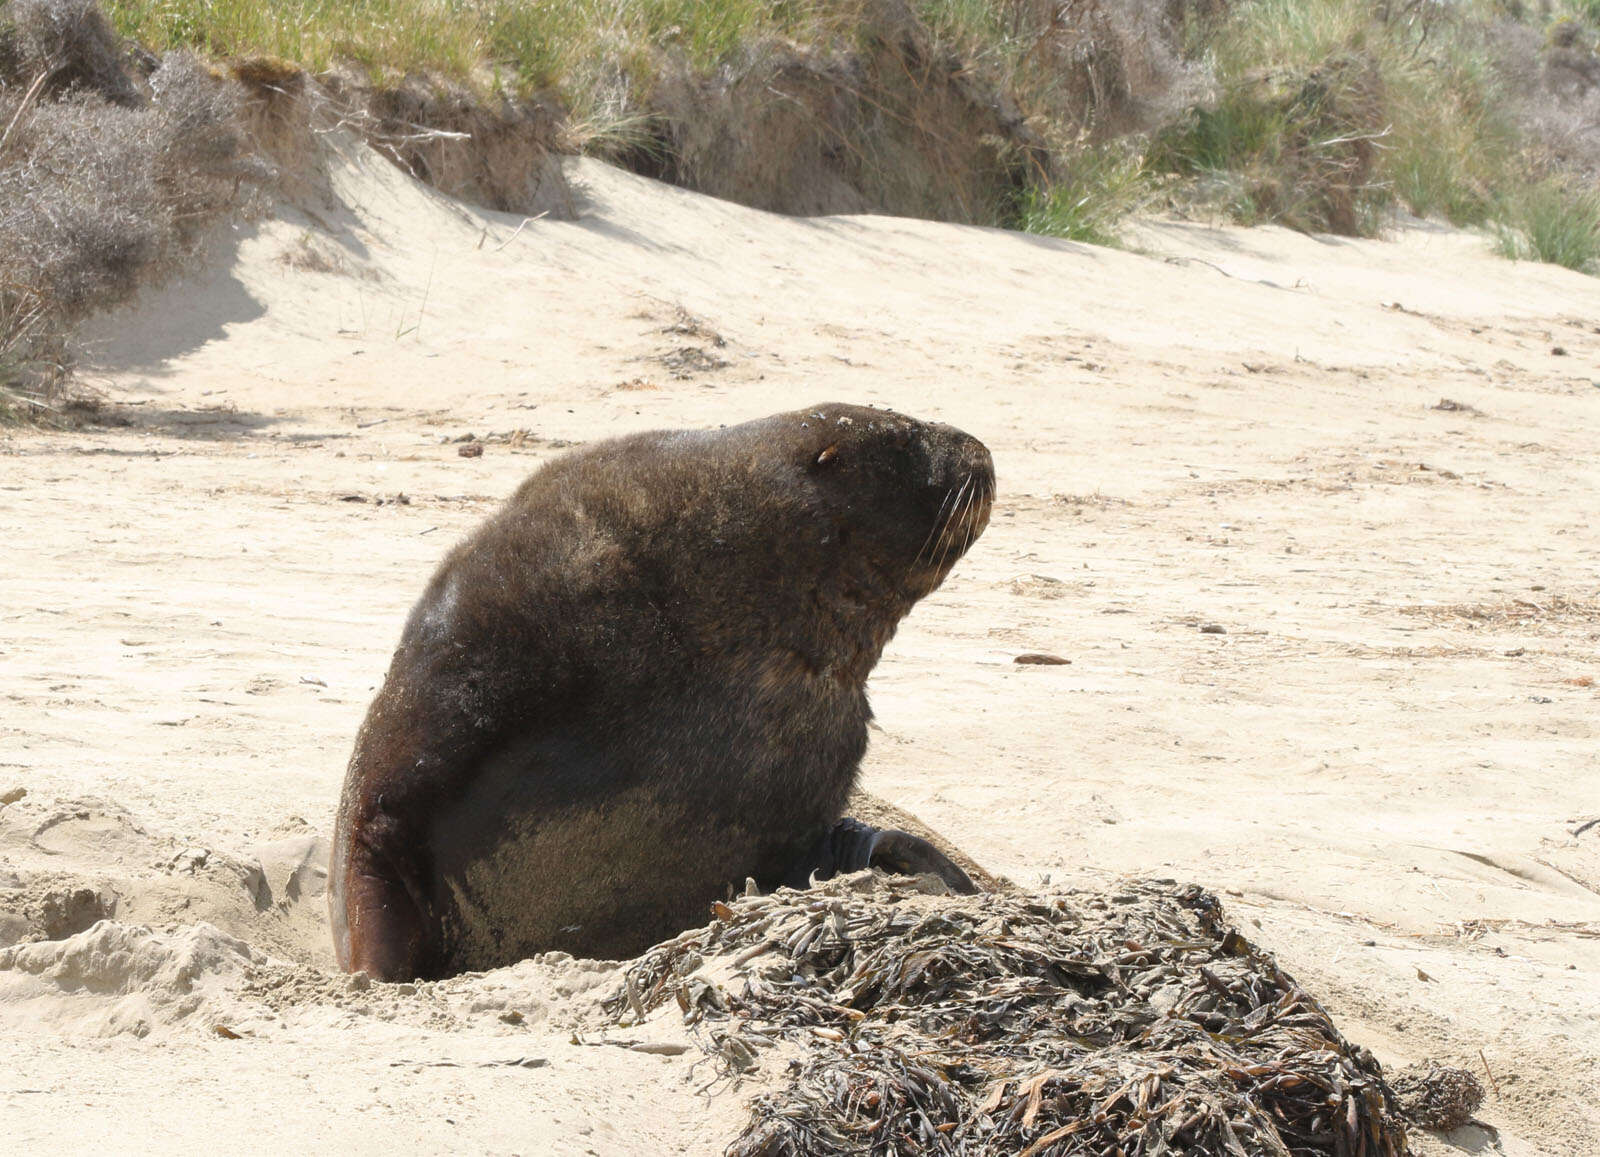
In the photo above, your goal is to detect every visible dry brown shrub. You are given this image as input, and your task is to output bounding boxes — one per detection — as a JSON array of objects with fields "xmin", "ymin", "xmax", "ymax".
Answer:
[
  {"xmin": 639, "ymin": 3, "xmax": 1044, "ymax": 223},
  {"xmin": 1275, "ymin": 53, "xmax": 1386, "ymax": 236},
  {"xmin": 0, "ymin": 10, "xmax": 271, "ymax": 405},
  {"xmin": 1491, "ymin": 17, "xmax": 1600, "ymax": 180},
  {"xmin": 1002, "ymin": 0, "xmax": 1211, "ymax": 143},
  {"xmin": 4, "ymin": 0, "xmax": 137, "ymax": 105},
  {"xmin": 352, "ymin": 76, "xmax": 571, "ymax": 216}
]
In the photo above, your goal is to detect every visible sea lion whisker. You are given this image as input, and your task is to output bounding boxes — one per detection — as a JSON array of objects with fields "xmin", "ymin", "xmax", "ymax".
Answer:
[
  {"xmin": 961, "ymin": 474, "xmax": 988, "ymax": 552},
  {"xmin": 929, "ymin": 476, "xmax": 969, "ymax": 574},
  {"xmin": 955, "ymin": 474, "xmax": 980, "ymax": 558},
  {"xmin": 914, "ymin": 483, "xmax": 961, "ymax": 568},
  {"xmin": 913, "ymin": 494, "xmax": 945, "ymax": 567},
  {"xmin": 933, "ymin": 473, "xmax": 975, "ymax": 575},
  {"xmin": 916, "ymin": 486, "xmax": 962, "ymax": 571},
  {"xmin": 962, "ymin": 478, "xmax": 991, "ymax": 555},
  {"xmin": 952, "ymin": 474, "xmax": 980, "ymax": 561}
]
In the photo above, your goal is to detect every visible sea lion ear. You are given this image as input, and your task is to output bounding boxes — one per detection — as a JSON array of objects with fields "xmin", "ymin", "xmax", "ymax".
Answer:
[{"xmin": 815, "ymin": 445, "xmax": 839, "ymax": 466}]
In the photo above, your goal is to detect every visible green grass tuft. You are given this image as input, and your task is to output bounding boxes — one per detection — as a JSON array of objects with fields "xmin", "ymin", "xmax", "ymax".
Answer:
[
  {"xmin": 1011, "ymin": 146, "xmax": 1147, "ymax": 247},
  {"xmin": 105, "ymin": 0, "xmax": 484, "ymax": 79},
  {"xmin": 105, "ymin": 0, "xmax": 845, "ymax": 99},
  {"xmin": 1495, "ymin": 181, "xmax": 1600, "ymax": 272}
]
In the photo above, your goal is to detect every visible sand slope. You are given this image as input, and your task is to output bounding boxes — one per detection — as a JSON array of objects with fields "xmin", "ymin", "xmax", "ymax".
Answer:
[{"xmin": 2, "ymin": 136, "xmax": 1598, "ymax": 1154}]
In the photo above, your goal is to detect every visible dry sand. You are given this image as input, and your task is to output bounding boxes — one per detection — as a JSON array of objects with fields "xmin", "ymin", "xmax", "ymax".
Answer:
[{"xmin": 2, "ymin": 135, "xmax": 1597, "ymax": 1155}]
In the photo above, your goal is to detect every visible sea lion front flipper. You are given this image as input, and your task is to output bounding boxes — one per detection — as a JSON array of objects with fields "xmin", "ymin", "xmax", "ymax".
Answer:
[
  {"xmin": 336, "ymin": 859, "xmax": 432, "ymax": 981},
  {"xmin": 780, "ymin": 817, "xmax": 878, "ymax": 889},
  {"xmin": 330, "ymin": 804, "xmax": 439, "ymax": 980},
  {"xmin": 865, "ymin": 828, "xmax": 978, "ymax": 894},
  {"xmin": 783, "ymin": 817, "xmax": 979, "ymax": 894}
]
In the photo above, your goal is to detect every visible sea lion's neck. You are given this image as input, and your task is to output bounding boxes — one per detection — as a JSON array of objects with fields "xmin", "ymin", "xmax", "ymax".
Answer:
[{"xmin": 802, "ymin": 557, "xmax": 916, "ymax": 688}]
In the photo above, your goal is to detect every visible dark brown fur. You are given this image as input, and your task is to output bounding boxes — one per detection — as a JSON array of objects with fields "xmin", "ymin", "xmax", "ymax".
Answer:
[{"xmin": 329, "ymin": 403, "xmax": 993, "ymax": 979}]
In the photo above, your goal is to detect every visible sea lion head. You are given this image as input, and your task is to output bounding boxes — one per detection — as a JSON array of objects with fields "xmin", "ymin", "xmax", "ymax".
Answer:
[
  {"xmin": 660, "ymin": 403, "xmax": 992, "ymax": 679},
  {"xmin": 766, "ymin": 403, "xmax": 994, "ymax": 602},
  {"xmin": 625, "ymin": 402, "xmax": 994, "ymax": 700},
  {"xmin": 460, "ymin": 402, "xmax": 992, "ymax": 683}
]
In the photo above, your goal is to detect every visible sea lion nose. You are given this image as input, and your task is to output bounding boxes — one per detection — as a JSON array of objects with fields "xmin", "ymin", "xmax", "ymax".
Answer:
[
  {"xmin": 961, "ymin": 439, "xmax": 994, "ymax": 487},
  {"xmin": 929, "ymin": 427, "xmax": 993, "ymax": 491}
]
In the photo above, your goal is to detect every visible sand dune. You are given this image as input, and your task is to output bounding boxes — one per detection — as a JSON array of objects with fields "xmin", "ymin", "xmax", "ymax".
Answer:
[{"xmin": 2, "ymin": 135, "xmax": 1598, "ymax": 1154}]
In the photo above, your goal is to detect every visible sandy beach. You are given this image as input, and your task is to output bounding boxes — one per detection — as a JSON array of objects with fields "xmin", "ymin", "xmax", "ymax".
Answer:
[{"xmin": 2, "ymin": 138, "xmax": 1597, "ymax": 1155}]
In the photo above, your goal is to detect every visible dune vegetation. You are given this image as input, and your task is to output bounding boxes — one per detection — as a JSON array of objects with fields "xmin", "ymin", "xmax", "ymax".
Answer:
[
  {"xmin": 4, "ymin": 0, "xmax": 1600, "ymax": 409},
  {"xmin": 93, "ymin": 0, "xmax": 1600, "ymax": 251}
]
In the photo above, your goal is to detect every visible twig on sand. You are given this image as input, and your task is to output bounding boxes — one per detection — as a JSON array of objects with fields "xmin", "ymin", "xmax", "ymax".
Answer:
[
  {"xmin": 492, "ymin": 213, "xmax": 547, "ymax": 252},
  {"xmin": 1478, "ymin": 1048, "xmax": 1501, "ymax": 1098}
]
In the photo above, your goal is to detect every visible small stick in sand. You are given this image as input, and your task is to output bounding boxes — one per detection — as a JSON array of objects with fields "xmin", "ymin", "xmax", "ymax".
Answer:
[
  {"xmin": 492, "ymin": 213, "xmax": 548, "ymax": 253},
  {"xmin": 1478, "ymin": 1048, "xmax": 1500, "ymax": 1098}
]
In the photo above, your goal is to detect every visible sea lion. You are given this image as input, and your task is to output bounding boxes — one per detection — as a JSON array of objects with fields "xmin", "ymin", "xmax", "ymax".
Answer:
[{"xmin": 329, "ymin": 403, "xmax": 994, "ymax": 980}]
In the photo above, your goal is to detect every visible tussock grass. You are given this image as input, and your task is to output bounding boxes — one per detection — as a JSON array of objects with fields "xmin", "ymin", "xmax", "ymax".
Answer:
[
  {"xmin": 907, "ymin": 0, "xmax": 1595, "ymax": 253},
  {"xmin": 102, "ymin": 0, "xmax": 873, "ymax": 149},
  {"xmin": 1148, "ymin": 0, "xmax": 1516, "ymax": 234},
  {"xmin": 99, "ymin": 0, "xmax": 1600, "ymax": 262},
  {"xmin": 1495, "ymin": 180, "xmax": 1600, "ymax": 272},
  {"xmin": 1129, "ymin": 0, "xmax": 1600, "ymax": 277},
  {"xmin": 479, "ymin": 0, "xmax": 856, "ymax": 123},
  {"xmin": 1011, "ymin": 145, "xmax": 1147, "ymax": 246},
  {"xmin": 104, "ymin": 0, "xmax": 484, "ymax": 79},
  {"xmin": 1355, "ymin": 18, "xmax": 1511, "ymax": 226}
]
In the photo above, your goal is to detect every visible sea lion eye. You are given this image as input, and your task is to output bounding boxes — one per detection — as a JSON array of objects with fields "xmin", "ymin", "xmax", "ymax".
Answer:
[{"xmin": 815, "ymin": 445, "xmax": 839, "ymax": 466}]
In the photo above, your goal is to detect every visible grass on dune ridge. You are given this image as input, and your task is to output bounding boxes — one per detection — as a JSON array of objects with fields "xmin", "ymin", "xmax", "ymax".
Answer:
[
  {"xmin": 98, "ymin": 0, "xmax": 1600, "ymax": 269},
  {"xmin": 102, "ymin": 0, "xmax": 860, "ymax": 103}
]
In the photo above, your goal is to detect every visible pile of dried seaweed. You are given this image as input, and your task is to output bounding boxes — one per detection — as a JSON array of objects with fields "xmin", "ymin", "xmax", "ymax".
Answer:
[{"xmin": 606, "ymin": 874, "xmax": 1410, "ymax": 1157}]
